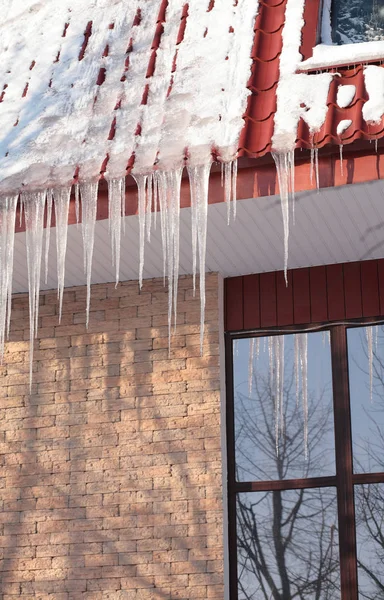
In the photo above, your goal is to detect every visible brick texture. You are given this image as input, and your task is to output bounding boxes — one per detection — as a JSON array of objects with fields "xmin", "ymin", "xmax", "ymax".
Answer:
[{"xmin": 0, "ymin": 274, "xmax": 224, "ymax": 600}]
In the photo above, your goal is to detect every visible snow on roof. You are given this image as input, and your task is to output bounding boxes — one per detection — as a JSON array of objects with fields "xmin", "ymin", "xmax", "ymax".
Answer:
[{"xmin": 0, "ymin": 0, "xmax": 257, "ymax": 194}]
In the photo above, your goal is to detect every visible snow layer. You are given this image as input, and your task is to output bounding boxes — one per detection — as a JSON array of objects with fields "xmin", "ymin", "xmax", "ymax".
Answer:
[
  {"xmin": 300, "ymin": 40, "xmax": 384, "ymax": 70},
  {"xmin": 336, "ymin": 119, "xmax": 352, "ymax": 135},
  {"xmin": 337, "ymin": 85, "xmax": 356, "ymax": 108},
  {"xmin": 363, "ymin": 65, "xmax": 384, "ymax": 123},
  {"xmin": 0, "ymin": 0, "xmax": 257, "ymax": 192}
]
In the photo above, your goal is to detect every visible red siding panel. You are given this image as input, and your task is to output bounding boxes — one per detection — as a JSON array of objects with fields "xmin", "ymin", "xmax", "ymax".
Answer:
[
  {"xmin": 293, "ymin": 268, "xmax": 311, "ymax": 324},
  {"xmin": 327, "ymin": 264, "xmax": 345, "ymax": 321},
  {"xmin": 378, "ymin": 259, "xmax": 384, "ymax": 315},
  {"xmin": 276, "ymin": 270, "xmax": 293, "ymax": 326},
  {"xmin": 243, "ymin": 274, "xmax": 260, "ymax": 330},
  {"xmin": 260, "ymin": 272, "xmax": 277, "ymax": 327},
  {"xmin": 309, "ymin": 265, "xmax": 328, "ymax": 322},
  {"xmin": 361, "ymin": 260, "xmax": 380, "ymax": 317},
  {"xmin": 343, "ymin": 262, "xmax": 362, "ymax": 319},
  {"xmin": 225, "ymin": 277, "xmax": 243, "ymax": 331}
]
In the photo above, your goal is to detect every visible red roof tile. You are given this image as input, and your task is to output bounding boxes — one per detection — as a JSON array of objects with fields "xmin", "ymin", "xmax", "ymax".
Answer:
[{"xmin": 239, "ymin": 0, "xmax": 384, "ymax": 159}]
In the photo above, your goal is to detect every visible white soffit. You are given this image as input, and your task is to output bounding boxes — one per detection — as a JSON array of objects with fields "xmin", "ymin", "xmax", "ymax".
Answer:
[{"xmin": 12, "ymin": 178, "xmax": 384, "ymax": 294}]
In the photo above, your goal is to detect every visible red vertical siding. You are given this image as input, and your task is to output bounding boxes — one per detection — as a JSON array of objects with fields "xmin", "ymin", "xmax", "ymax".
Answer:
[
  {"xmin": 293, "ymin": 268, "xmax": 311, "ymax": 324},
  {"xmin": 225, "ymin": 260, "xmax": 384, "ymax": 331},
  {"xmin": 343, "ymin": 262, "xmax": 362, "ymax": 319},
  {"xmin": 309, "ymin": 266, "xmax": 328, "ymax": 322},
  {"xmin": 243, "ymin": 275, "xmax": 260, "ymax": 330},
  {"xmin": 260, "ymin": 272, "xmax": 277, "ymax": 327},
  {"xmin": 276, "ymin": 270, "xmax": 293, "ymax": 325},
  {"xmin": 326, "ymin": 264, "xmax": 345, "ymax": 321},
  {"xmin": 225, "ymin": 277, "xmax": 243, "ymax": 331},
  {"xmin": 361, "ymin": 260, "xmax": 380, "ymax": 317}
]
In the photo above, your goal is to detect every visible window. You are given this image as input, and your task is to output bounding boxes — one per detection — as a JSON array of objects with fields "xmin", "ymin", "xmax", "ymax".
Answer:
[
  {"xmin": 326, "ymin": 0, "xmax": 384, "ymax": 45},
  {"xmin": 226, "ymin": 323, "xmax": 384, "ymax": 599}
]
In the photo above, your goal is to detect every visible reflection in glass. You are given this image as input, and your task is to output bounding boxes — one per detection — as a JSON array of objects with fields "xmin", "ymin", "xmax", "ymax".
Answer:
[
  {"xmin": 331, "ymin": 0, "xmax": 384, "ymax": 44},
  {"xmin": 355, "ymin": 484, "xmax": 384, "ymax": 598},
  {"xmin": 233, "ymin": 333, "xmax": 335, "ymax": 481},
  {"xmin": 237, "ymin": 488, "xmax": 340, "ymax": 599},
  {"xmin": 349, "ymin": 325, "xmax": 384, "ymax": 474}
]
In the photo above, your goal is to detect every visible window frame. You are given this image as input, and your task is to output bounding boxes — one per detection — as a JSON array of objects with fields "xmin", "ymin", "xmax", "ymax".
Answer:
[
  {"xmin": 225, "ymin": 318, "xmax": 384, "ymax": 600},
  {"xmin": 299, "ymin": 0, "xmax": 384, "ymax": 71}
]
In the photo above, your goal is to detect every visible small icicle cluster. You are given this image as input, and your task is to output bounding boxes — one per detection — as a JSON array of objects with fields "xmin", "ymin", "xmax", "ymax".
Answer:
[
  {"xmin": 294, "ymin": 333, "xmax": 309, "ymax": 459},
  {"xmin": 266, "ymin": 336, "xmax": 285, "ymax": 455},
  {"xmin": 365, "ymin": 325, "xmax": 379, "ymax": 402},
  {"xmin": 271, "ymin": 151, "xmax": 295, "ymax": 284},
  {"xmin": 0, "ymin": 158, "xmax": 239, "ymax": 388}
]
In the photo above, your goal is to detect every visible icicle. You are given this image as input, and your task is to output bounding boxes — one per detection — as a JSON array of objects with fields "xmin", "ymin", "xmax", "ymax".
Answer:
[
  {"xmin": 187, "ymin": 163, "xmax": 211, "ymax": 353},
  {"xmin": 224, "ymin": 162, "xmax": 231, "ymax": 225},
  {"xmin": 294, "ymin": 333, "xmax": 300, "ymax": 407},
  {"xmin": 80, "ymin": 181, "xmax": 99, "ymax": 328},
  {"xmin": 0, "ymin": 195, "xmax": 18, "ymax": 359},
  {"xmin": 133, "ymin": 174, "xmax": 147, "ymax": 289},
  {"xmin": 156, "ymin": 168, "xmax": 183, "ymax": 349},
  {"xmin": 152, "ymin": 174, "xmax": 158, "ymax": 231},
  {"xmin": 53, "ymin": 187, "xmax": 71, "ymax": 321},
  {"xmin": 232, "ymin": 159, "xmax": 238, "ymax": 220},
  {"xmin": 19, "ymin": 196, "xmax": 23, "ymax": 227},
  {"xmin": 310, "ymin": 147, "xmax": 315, "ymax": 186},
  {"xmin": 146, "ymin": 173, "xmax": 153, "ymax": 242},
  {"xmin": 366, "ymin": 326, "xmax": 374, "ymax": 402},
  {"xmin": 272, "ymin": 151, "xmax": 295, "ymax": 285},
  {"xmin": 234, "ymin": 339, "xmax": 239, "ymax": 357},
  {"xmin": 314, "ymin": 147, "xmax": 319, "ymax": 190},
  {"xmin": 156, "ymin": 171, "xmax": 168, "ymax": 285},
  {"xmin": 248, "ymin": 338, "xmax": 256, "ymax": 395},
  {"xmin": 274, "ymin": 336, "xmax": 280, "ymax": 455},
  {"xmin": 279, "ymin": 335, "xmax": 284, "ymax": 437},
  {"xmin": 299, "ymin": 333, "xmax": 308, "ymax": 459},
  {"xmin": 44, "ymin": 189, "xmax": 53, "ymax": 284},
  {"xmin": 256, "ymin": 337, "xmax": 260, "ymax": 360},
  {"xmin": 107, "ymin": 177, "xmax": 124, "ymax": 286},
  {"xmin": 339, "ymin": 144, "xmax": 344, "ymax": 177},
  {"xmin": 24, "ymin": 190, "xmax": 47, "ymax": 389},
  {"xmin": 375, "ymin": 138, "xmax": 378, "ymax": 153},
  {"xmin": 190, "ymin": 169, "xmax": 198, "ymax": 296},
  {"xmin": 74, "ymin": 183, "xmax": 80, "ymax": 226}
]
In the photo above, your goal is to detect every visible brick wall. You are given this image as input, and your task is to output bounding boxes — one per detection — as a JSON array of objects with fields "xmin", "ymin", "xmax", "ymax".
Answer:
[{"xmin": 0, "ymin": 273, "xmax": 224, "ymax": 600}]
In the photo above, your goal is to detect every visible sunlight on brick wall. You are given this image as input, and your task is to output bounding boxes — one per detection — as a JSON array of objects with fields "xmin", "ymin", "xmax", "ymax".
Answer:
[{"xmin": 0, "ymin": 273, "xmax": 224, "ymax": 600}]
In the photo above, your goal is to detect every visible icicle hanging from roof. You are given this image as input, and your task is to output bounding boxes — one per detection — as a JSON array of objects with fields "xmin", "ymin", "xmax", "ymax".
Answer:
[
  {"xmin": 0, "ymin": 195, "xmax": 18, "ymax": 360},
  {"xmin": 24, "ymin": 190, "xmax": 46, "ymax": 389},
  {"xmin": 53, "ymin": 186, "xmax": 71, "ymax": 322}
]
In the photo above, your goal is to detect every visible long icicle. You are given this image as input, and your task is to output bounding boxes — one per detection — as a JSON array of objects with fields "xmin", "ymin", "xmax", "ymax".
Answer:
[
  {"xmin": 44, "ymin": 189, "xmax": 53, "ymax": 284},
  {"xmin": 24, "ymin": 190, "xmax": 47, "ymax": 389},
  {"xmin": 107, "ymin": 177, "xmax": 124, "ymax": 286},
  {"xmin": 80, "ymin": 181, "xmax": 99, "ymax": 328},
  {"xmin": 299, "ymin": 333, "xmax": 308, "ymax": 459},
  {"xmin": 0, "ymin": 195, "xmax": 18, "ymax": 359},
  {"xmin": 133, "ymin": 174, "xmax": 147, "ymax": 289},
  {"xmin": 272, "ymin": 151, "xmax": 295, "ymax": 285},
  {"xmin": 366, "ymin": 326, "xmax": 374, "ymax": 402},
  {"xmin": 248, "ymin": 337, "xmax": 256, "ymax": 396},
  {"xmin": 53, "ymin": 187, "xmax": 71, "ymax": 322},
  {"xmin": 187, "ymin": 163, "xmax": 211, "ymax": 353}
]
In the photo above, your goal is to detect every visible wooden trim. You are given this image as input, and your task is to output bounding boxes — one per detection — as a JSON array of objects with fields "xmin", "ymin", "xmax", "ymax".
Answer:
[
  {"xmin": 331, "ymin": 326, "xmax": 358, "ymax": 600},
  {"xmin": 235, "ymin": 476, "xmax": 337, "ymax": 493},
  {"xmin": 353, "ymin": 472, "xmax": 384, "ymax": 485}
]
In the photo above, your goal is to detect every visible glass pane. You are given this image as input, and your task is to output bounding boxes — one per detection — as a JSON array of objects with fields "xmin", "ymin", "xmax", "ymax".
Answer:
[
  {"xmin": 233, "ymin": 332, "xmax": 335, "ymax": 481},
  {"xmin": 237, "ymin": 488, "xmax": 340, "ymax": 599},
  {"xmin": 331, "ymin": 0, "xmax": 384, "ymax": 44},
  {"xmin": 349, "ymin": 325, "xmax": 384, "ymax": 474},
  {"xmin": 355, "ymin": 484, "xmax": 384, "ymax": 598}
]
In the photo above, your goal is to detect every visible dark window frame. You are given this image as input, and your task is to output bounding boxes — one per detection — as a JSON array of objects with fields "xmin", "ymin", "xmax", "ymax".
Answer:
[{"xmin": 225, "ymin": 317, "xmax": 384, "ymax": 600}]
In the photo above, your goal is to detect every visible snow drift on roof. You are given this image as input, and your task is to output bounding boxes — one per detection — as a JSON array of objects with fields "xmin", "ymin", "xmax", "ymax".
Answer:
[{"xmin": 0, "ymin": 0, "xmax": 257, "ymax": 194}]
